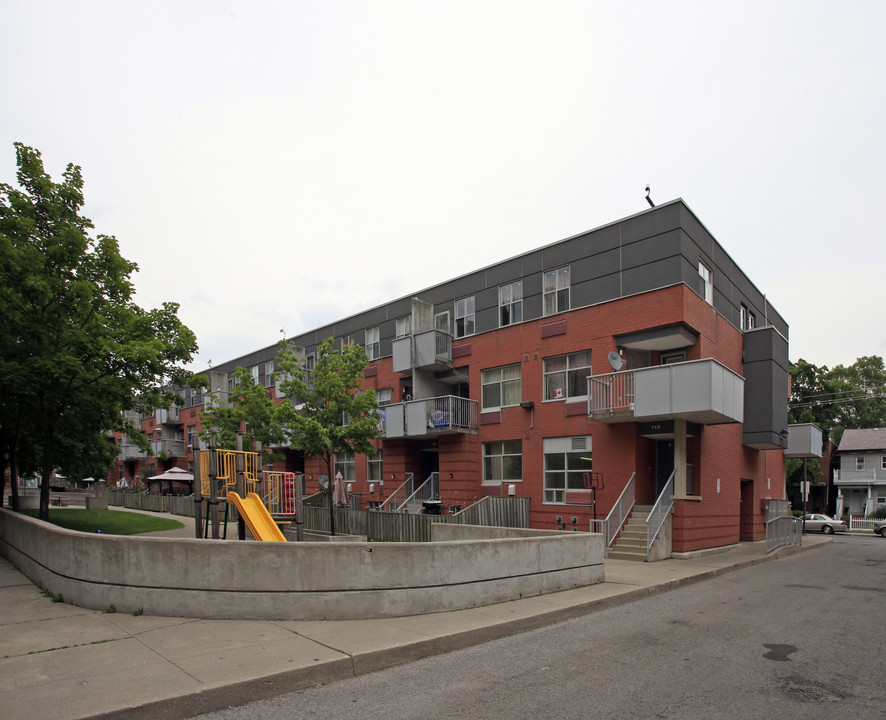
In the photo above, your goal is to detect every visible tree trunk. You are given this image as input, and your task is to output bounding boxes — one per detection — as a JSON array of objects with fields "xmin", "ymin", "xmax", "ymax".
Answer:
[{"xmin": 8, "ymin": 443, "xmax": 21, "ymax": 512}]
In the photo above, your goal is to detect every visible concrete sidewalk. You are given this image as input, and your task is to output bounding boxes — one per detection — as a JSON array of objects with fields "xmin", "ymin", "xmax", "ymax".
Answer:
[{"xmin": 0, "ymin": 534, "xmax": 832, "ymax": 720}]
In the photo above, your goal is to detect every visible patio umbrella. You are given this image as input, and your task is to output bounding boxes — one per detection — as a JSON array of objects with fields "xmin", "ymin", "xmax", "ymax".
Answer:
[
  {"xmin": 146, "ymin": 466, "xmax": 194, "ymax": 494},
  {"xmin": 147, "ymin": 467, "xmax": 194, "ymax": 482},
  {"xmin": 333, "ymin": 471, "xmax": 349, "ymax": 507}
]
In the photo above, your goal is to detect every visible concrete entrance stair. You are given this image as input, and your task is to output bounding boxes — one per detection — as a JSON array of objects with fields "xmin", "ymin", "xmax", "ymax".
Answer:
[{"xmin": 608, "ymin": 506, "xmax": 651, "ymax": 562}]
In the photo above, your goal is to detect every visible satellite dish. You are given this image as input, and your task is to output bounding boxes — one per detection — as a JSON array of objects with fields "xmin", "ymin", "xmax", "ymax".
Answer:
[
  {"xmin": 608, "ymin": 351, "xmax": 626, "ymax": 371},
  {"xmin": 318, "ymin": 475, "xmax": 329, "ymax": 490}
]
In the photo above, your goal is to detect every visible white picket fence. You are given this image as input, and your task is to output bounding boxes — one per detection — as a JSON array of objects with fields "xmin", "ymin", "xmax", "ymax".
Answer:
[{"xmin": 848, "ymin": 516, "xmax": 881, "ymax": 531}]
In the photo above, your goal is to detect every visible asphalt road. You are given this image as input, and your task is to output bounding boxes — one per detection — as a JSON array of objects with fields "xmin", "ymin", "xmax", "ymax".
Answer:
[{"xmin": 191, "ymin": 536, "xmax": 886, "ymax": 720}]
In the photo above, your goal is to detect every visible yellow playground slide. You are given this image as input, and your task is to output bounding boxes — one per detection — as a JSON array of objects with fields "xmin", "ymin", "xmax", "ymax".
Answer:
[{"xmin": 226, "ymin": 492, "xmax": 287, "ymax": 542}]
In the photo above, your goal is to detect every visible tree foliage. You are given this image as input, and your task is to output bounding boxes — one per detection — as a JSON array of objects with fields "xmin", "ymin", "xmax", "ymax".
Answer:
[
  {"xmin": 0, "ymin": 143, "xmax": 198, "ymax": 518},
  {"xmin": 275, "ymin": 338, "xmax": 380, "ymax": 469},
  {"xmin": 199, "ymin": 366, "xmax": 283, "ymax": 465},
  {"xmin": 787, "ymin": 355, "xmax": 886, "ymax": 488}
]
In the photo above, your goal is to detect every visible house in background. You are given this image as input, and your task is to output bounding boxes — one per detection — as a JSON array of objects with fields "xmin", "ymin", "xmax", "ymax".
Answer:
[
  {"xmin": 833, "ymin": 428, "xmax": 886, "ymax": 516},
  {"xmin": 113, "ymin": 198, "xmax": 790, "ymax": 558}
]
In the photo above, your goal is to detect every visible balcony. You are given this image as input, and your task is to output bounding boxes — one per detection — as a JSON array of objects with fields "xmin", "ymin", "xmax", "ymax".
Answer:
[
  {"xmin": 155, "ymin": 407, "xmax": 180, "ymax": 424},
  {"xmin": 383, "ymin": 395, "xmax": 478, "ymax": 439},
  {"xmin": 834, "ymin": 470, "xmax": 886, "ymax": 486},
  {"xmin": 149, "ymin": 439, "xmax": 186, "ymax": 457},
  {"xmin": 587, "ymin": 358, "xmax": 744, "ymax": 425},
  {"xmin": 120, "ymin": 443, "xmax": 147, "ymax": 460},
  {"xmin": 392, "ymin": 330, "xmax": 453, "ymax": 374}
]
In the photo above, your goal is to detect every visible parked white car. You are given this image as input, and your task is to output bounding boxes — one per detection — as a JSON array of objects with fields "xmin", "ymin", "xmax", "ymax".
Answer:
[{"xmin": 802, "ymin": 513, "xmax": 847, "ymax": 534}]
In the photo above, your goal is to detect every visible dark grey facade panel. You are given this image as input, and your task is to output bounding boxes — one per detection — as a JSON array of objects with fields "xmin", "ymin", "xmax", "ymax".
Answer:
[
  {"xmin": 621, "ymin": 256, "xmax": 683, "ymax": 297},
  {"xmin": 571, "ymin": 247, "xmax": 621, "ymax": 284},
  {"xmin": 485, "ymin": 257, "xmax": 524, "ymax": 287},
  {"xmin": 476, "ymin": 286, "xmax": 498, "ymax": 313},
  {"xmin": 521, "ymin": 250, "xmax": 544, "ymax": 276},
  {"xmin": 571, "ymin": 273, "xmax": 621, "ymax": 309},
  {"xmin": 621, "ymin": 202, "xmax": 682, "ymax": 245},
  {"xmin": 475, "ymin": 306, "xmax": 499, "ymax": 336},
  {"xmin": 200, "ymin": 200, "xmax": 789, "ymax": 374},
  {"xmin": 621, "ymin": 229, "xmax": 683, "ymax": 270},
  {"xmin": 523, "ymin": 293, "xmax": 543, "ymax": 322}
]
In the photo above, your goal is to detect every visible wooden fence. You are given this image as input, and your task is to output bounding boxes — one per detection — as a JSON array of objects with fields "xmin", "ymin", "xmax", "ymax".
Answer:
[
  {"xmin": 452, "ymin": 496, "xmax": 530, "ymax": 528},
  {"xmin": 102, "ymin": 491, "xmax": 529, "ymax": 543},
  {"xmin": 104, "ymin": 492, "xmax": 239, "ymax": 521}
]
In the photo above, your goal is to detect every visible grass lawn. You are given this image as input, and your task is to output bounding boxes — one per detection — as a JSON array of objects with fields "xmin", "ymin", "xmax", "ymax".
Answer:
[{"xmin": 21, "ymin": 508, "xmax": 185, "ymax": 535}]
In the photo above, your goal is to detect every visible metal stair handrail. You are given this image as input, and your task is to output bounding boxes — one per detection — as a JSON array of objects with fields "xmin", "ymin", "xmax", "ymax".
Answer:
[
  {"xmin": 399, "ymin": 472, "xmax": 440, "ymax": 513},
  {"xmin": 646, "ymin": 470, "xmax": 675, "ymax": 559},
  {"xmin": 377, "ymin": 472, "xmax": 415, "ymax": 512},
  {"xmin": 590, "ymin": 473, "xmax": 635, "ymax": 555}
]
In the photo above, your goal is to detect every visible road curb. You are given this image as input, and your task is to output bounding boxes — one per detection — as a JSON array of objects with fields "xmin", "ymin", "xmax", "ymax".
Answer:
[{"xmin": 81, "ymin": 538, "xmax": 832, "ymax": 719}]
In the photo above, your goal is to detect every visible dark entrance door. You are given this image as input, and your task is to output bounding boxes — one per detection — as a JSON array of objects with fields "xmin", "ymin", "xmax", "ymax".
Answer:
[{"xmin": 655, "ymin": 439, "xmax": 674, "ymax": 497}]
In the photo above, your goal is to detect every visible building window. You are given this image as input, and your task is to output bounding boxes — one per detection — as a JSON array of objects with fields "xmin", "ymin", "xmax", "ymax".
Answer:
[
  {"xmin": 367, "ymin": 451, "xmax": 383, "ymax": 485},
  {"xmin": 305, "ymin": 353, "xmax": 315, "ymax": 386},
  {"xmin": 455, "ymin": 296, "xmax": 475, "ymax": 338},
  {"xmin": 263, "ymin": 360, "xmax": 275, "ymax": 387},
  {"xmin": 740, "ymin": 304, "xmax": 756, "ymax": 331},
  {"xmin": 499, "ymin": 281, "xmax": 523, "ymax": 327},
  {"xmin": 481, "ymin": 364, "xmax": 521, "ymax": 410},
  {"xmin": 342, "ymin": 334, "xmax": 355, "ymax": 349},
  {"xmin": 335, "ymin": 452, "xmax": 355, "ymax": 483},
  {"xmin": 543, "ymin": 436, "xmax": 592, "ymax": 504},
  {"xmin": 187, "ymin": 425, "xmax": 197, "ymax": 450},
  {"xmin": 543, "ymin": 266, "xmax": 570, "ymax": 316},
  {"xmin": 483, "ymin": 440, "xmax": 523, "ymax": 485},
  {"xmin": 395, "ymin": 316, "xmax": 412, "ymax": 338},
  {"xmin": 435, "ymin": 311, "xmax": 450, "ymax": 335},
  {"xmin": 376, "ymin": 387, "xmax": 392, "ymax": 405},
  {"xmin": 857, "ymin": 456, "xmax": 865, "ymax": 471},
  {"xmin": 365, "ymin": 326, "xmax": 380, "ymax": 360},
  {"xmin": 881, "ymin": 456, "xmax": 885, "ymax": 470},
  {"xmin": 698, "ymin": 261, "xmax": 713, "ymax": 304},
  {"xmin": 544, "ymin": 351, "xmax": 592, "ymax": 400}
]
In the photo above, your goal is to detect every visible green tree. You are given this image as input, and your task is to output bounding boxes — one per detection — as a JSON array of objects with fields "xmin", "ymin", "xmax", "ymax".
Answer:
[
  {"xmin": 0, "ymin": 143, "xmax": 198, "ymax": 518},
  {"xmin": 199, "ymin": 366, "xmax": 284, "ymax": 465},
  {"xmin": 787, "ymin": 355, "xmax": 886, "ymax": 491},
  {"xmin": 275, "ymin": 337, "xmax": 380, "ymax": 535}
]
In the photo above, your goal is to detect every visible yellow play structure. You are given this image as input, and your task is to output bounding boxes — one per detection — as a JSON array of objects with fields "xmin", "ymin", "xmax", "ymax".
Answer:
[{"xmin": 195, "ymin": 448, "xmax": 295, "ymax": 542}]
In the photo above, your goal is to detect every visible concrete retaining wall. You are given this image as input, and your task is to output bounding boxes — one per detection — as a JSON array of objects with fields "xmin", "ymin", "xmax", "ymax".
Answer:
[{"xmin": 0, "ymin": 509, "xmax": 604, "ymax": 621}]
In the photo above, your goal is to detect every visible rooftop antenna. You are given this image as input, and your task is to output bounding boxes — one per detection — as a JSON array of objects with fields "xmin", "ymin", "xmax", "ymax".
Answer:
[{"xmin": 645, "ymin": 185, "xmax": 655, "ymax": 208}]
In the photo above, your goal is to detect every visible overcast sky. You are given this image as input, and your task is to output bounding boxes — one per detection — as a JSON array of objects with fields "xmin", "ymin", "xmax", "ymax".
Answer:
[{"xmin": 3, "ymin": 1, "xmax": 884, "ymax": 372}]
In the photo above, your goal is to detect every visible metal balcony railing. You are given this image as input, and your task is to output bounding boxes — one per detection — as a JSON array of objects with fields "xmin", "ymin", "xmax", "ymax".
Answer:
[
  {"xmin": 588, "ymin": 359, "xmax": 744, "ymax": 425},
  {"xmin": 149, "ymin": 439, "xmax": 186, "ymax": 457}
]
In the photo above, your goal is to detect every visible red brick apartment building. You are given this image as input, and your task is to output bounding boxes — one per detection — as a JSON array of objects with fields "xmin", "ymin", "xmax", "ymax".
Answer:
[{"xmin": 114, "ymin": 199, "xmax": 789, "ymax": 555}]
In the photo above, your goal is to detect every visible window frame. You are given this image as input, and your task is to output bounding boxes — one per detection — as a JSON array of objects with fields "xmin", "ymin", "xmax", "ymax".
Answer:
[
  {"xmin": 543, "ymin": 266, "xmax": 570, "ymax": 316},
  {"xmin": 455, "ymin": 296, "xmax": 475, "ymax": 338},
  {"xmin": 365, "ymin": 326, "xmax": 380, "ymax": 361},
  {"xmin": 395, "ymin": 316, "xmax": 412, "ymax": 338},
  {"xmin": 367, "ymin": 451, "xmax": 383, "ymax": 485},
  {"xmin": 543, "ymin": 436, "xmax": 592, "ymax": 504},
  {"xmin": 483, "ymin": 440, "xmax": 523, "ymax": 485},
  {"xmin": 335, "ymin": 451, "xmax": 356, "ymax": 484},
  {"xmin": 435, "ymin": 310, "xmax": 450, "ymax": 335},
  {"xmin": 543, "ymin": 350, "xmax": 592, "ymax": 401},
  {"xmin": 499, "ymin": 280, "xmax": 523, "ymax": 327},
  {"xmin": 698, "ymin": 261, "xmax": 713, "ymax": 304},
  {"xmin": 481, "ymin": 364, "xmax": 522, "ymax": 411}
]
